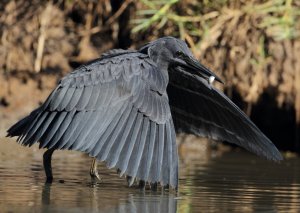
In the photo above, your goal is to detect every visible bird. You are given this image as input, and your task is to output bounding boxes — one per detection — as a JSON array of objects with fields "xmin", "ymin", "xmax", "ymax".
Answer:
[{"xmin": 7, "ymin": 36, "xmax": 283, "ymax": 190}]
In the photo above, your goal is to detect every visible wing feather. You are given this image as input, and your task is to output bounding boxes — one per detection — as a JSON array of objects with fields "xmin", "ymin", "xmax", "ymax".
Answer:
[
  {"xmin": 65, "ymin": 87, "xmax": 84, "ymax": 111},
  {"xmin": 168, "ymin": 67, "xmax": 282, "ymax": 161},
  {"xmin": 59, "ymin": 111, "xmax": 87, "ymax": 149},
  {"xmin": 48, "ymin": 110, "xmax": 76, "ymax": 149},
  {"xmin": 170, "ymin": 119, "xmax": 178, "ymax": 187},
  {"xmin": 40, "ymin": 112, "xmax": 68, "ymax": 148},
  {"xmin": 156, "ymin": 124, "xmax": 165, "ymax": 182},
  {"xmin": 90, "ymin": 103, "xmax": 127, "ymax": 156},
  {"xmin": 75, "ymin": 86, "xmax": 93, "ymax": 110},
  {"xmin": 7, "ymin": 50, "xmax": 179, "ymax": 188},
  {"xmin": 118, "ymin": 113, "xmax": 144, "ymax": 176},
  {"xmin": 80, "ymin": 107, "xmax": 112, "ymax": 152},
  {"xmin": 87, "ymin": 105, "xmax": 123, "ymax": 155},
  {"xmin": 80, "ymin": 107, "xmax": 108, "ymax": 151},
  {"xmin": 34, "ymin": 112, "xmax": 57, "ymax": 148},
  {"xmin": 162, "ymin": 121, "xmax": 172, "ymax": 185},
  {"xmin": 22, "ymin": 111, "xmax": 48, "ymax": 146},
  {"xmin": 99, "ymin": 104, "xmax": 133, "ymax": 161},
  {"xmin": 108, "ymin": 107, "xmax": 138, "ymax": 168},
  {"xmin": 127, "ymin": 117, "xmax": 150, "ymax": 185},
  {"xmin": 85, "ymin": 84, "xmax": 101, "ymax": 110},
  {"xmin": 56, "ymin": 87, "xmax": 75, "ymax": 111},
  {"xmin": 143, "ymin": 122, "xmax": 157, "ymax": 181},
  {"xmin": 49, "ymin": 85, "xmax": 70, "ymax": 111}
]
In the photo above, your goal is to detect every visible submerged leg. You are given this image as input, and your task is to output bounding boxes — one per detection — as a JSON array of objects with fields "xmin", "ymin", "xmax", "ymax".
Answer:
[
  {"xmin": 43, "ymin": 148, "xmax": 55, "ymax": 183},
  {"xmin": 139, "ymin": 180, "xmax": 146, "ymax": 189},
  {"xmin": 126, "ymin": 175, "xmax": 134, "ymax": 186},
  {"xmin": 90, "ymin": 158, "xmax": 101, "ymax": 181},
  {"xmin": 150, "ymin": 182, "xmax": 158, "ymax": 191}
]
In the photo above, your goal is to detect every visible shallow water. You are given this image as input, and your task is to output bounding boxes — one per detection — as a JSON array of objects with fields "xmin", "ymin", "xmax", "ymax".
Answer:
[{"xmin": 0, "ymin": 138, "xmax": 299, "ymax": 213}]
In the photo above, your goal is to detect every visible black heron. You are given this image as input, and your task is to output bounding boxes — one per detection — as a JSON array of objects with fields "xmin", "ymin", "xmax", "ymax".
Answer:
[{"xmin": 7, "ymin": 37, "xmax": 282, "ymax": 189}]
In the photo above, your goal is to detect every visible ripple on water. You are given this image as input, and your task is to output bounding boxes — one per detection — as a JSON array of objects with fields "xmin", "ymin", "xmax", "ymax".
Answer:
[{"xmin": 0, "ymin": 138, "xmax": 300, "ymax": 213}]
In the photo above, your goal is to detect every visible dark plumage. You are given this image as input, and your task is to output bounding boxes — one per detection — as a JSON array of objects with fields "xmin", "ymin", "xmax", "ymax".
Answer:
[{"xmin": 7, "ymin": 37, "xmax": 282, "ymax": 189}]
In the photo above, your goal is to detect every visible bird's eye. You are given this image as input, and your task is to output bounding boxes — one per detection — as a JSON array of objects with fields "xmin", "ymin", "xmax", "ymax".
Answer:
[{"xmin": 175, "ymin": 51, "xmax": 184, "ymax": 57}]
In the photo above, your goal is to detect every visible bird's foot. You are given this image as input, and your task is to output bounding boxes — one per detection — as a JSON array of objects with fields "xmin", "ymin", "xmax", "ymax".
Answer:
[
  {"xmin": 90, "ymin": 169, "xmax": 102, "ymax": 181},
  {"xmin": 126, "ymin": 175, "xmax": 135, "ymax": 186},
  {"xmin": 90, "ymin": 158, "xmax": 101, "ymax": 182}
]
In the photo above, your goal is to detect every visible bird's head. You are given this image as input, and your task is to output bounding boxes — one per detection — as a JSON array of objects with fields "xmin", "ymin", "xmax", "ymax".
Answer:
[{"xmin": 139, "ymin": 36, "xmax": 223, "ymax": 84}]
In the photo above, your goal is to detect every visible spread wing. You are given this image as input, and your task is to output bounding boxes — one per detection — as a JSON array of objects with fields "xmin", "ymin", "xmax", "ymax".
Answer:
[
  {"xmin": 7, "ymin": 51, "xmax": 178, "ymax": 188},
  {"xmin": 167, "ymin": 67, "xmax": 282, "ymax": 161}
]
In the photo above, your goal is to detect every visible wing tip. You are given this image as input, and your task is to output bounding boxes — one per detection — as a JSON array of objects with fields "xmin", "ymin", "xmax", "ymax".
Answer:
[{"xmin": 269, "ymin": 150, "xmax": 284, "ymax": 162}]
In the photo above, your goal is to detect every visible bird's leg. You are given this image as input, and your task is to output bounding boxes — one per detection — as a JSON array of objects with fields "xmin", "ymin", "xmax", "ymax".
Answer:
[
  {"xmin": 139, "ymin": 180, "xmax": 146, "ymax": 189},
  {"xmin": 150, "ymin": 182, "xmax": 158, "ymax": 191},
  {"xmin": 43, "ymin": 148, "xmax": 55, "ymax": 183},
  {"xmin": 126, "ymin": 175, "xmax": 135, "ymax": 186},
  {"xmin": 90, "ymin": 158, "xmax": 101, "ymax": 181}
]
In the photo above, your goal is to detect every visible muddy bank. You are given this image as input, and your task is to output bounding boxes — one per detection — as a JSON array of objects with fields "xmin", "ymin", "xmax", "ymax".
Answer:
[{"xmin": 0, "ymin": 73, "xmax": 58, "ymax": 136}]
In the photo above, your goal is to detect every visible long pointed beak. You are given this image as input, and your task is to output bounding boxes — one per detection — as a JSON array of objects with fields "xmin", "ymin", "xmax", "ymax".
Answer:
[{"xmin": 171, "ymin": 56, "xmax": 224, "ymax": 84}]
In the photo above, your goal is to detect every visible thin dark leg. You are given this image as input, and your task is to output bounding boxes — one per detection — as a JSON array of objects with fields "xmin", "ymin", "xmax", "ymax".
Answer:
[
  {"xmin": 43, "ymin": 148, "xmax": 55, "ymax": 183},
  {"xmin": 126, "ymin": 175, "xmax": 134, "ymax": 186},
  {"xmin": 139, "ymin": 180, "xmax": 145, "ymax": 189},
  {"xmin": 151, "ymin": 182, "xmax": 158, "ymax": 191}
]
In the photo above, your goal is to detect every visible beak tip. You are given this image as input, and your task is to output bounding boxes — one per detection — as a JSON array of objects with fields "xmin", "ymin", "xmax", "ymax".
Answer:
[
  {"xmin": 215, "ymin": 76, "xmax": 225, "ymax": 84},
  {"xmin": 210, "ymin": 76, "xmax": 225, "ymax": 85}
]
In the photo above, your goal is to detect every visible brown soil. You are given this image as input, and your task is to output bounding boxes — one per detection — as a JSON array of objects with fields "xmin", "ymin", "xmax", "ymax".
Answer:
[{"xmin": 0, "ymin": 73, "xmax": 58, "ymax": 136}]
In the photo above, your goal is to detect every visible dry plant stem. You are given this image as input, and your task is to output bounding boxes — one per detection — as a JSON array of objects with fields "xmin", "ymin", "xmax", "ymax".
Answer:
[
  {"xmin": 80, "ymin": 0, "xmax": 133, "ymax": 37},
  {"xmin": 82, "ymin": 2, "xmax": 93, "ymax": 41},
  {"xmin": 35, "ymin": 32, "xmax": 45, "ymax": 73},
  {"xmin": 35, "ymin": 3, "xmax": 51, "ymax": 73},
  {"xmin": 106, "ymin": 0, "xmax": 133, "ymax": 25}
]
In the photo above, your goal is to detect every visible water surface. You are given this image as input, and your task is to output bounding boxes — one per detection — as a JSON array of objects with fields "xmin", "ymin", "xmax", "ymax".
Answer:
[{"xmin": 0, "ymin": 138, "xmax": 299, "ymax": 213}]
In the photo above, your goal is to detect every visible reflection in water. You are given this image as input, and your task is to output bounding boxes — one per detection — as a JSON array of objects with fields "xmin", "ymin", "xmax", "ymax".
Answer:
[
  {"xmin": 105, "ymin": 193, "xmax": 177, "ymax": 213},
  {"xmin": 41, "ymin": 183, "xmax": 51, "ymax": 205},
  {"xmin": 1, "ymin": 138, "xmax": 300, "ymax": 212},
  {"xmin": 40, "ymin": 182, "xmax": 177, "ymax": 213},
  {"xmin": 179, "ymin": 151, "xmax": 300, "ymax": 212}
]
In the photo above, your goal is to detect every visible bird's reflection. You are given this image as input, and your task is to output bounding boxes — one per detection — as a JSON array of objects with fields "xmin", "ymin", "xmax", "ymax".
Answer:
[
  {"xmin": 41, "ymin": 182, "xmax": 51, "ymax": 205},
  {"xmin": 109, "ymin": 193, "xmax": 177, "ymax": 213},
  {"xmin": 41, "ymin": 182, "xmax": 177, "ymax": 213}
]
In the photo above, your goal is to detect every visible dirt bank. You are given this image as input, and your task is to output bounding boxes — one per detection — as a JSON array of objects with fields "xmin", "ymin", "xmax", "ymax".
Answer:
[{"xmin": 0, "ymin": 73, "xmax": 58, "ymax": 136}]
